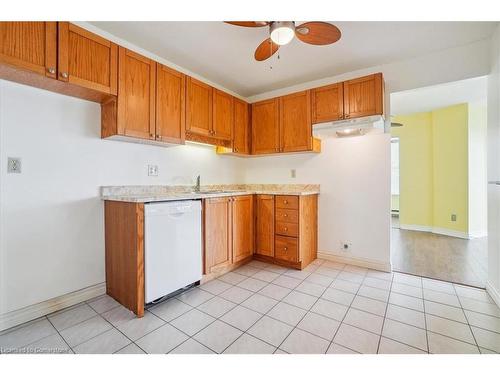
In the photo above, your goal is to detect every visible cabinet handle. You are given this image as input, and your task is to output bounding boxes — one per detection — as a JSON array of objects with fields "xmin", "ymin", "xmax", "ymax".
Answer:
[
  {"xmin": 48, "ymin": 68, "xmax": 56, "ymax": 75},
  {"xmin": 345, "ymin": 113, "xmax": 350, "ymax": 118},
  {"xmin": 150, "ymin": 133, "xmax": 154, "ymax": 138},
  {"xmin": 61, "ymin": 72, "xmax": 69, "ymax": 79},
  {"xmin": 283, "ymin": 246, "xmax": 288, "ymax": 251},
  {"xmin": 157, "ymin": 135, "xmax": 162, "ymax": 140},
  {"xmin": 284, "ymin": 227, "xmax": 288, "ymax": 231},
  {"xmin": 234, "ymin": 147, "xmax": 238, "ymax": 152},
  {"xmin": 284, "ymin": 214, "xmax": 288, "ymax": 217},
  {"xmin": 284, "ymin": 200, "xmax": 288, "ymax": 204}
]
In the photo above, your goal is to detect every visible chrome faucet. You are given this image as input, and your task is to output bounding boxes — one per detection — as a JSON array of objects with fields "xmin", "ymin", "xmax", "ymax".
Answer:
[{"xmin": 194, "ymin": 175, "xmax": 201, "ymax": 192}]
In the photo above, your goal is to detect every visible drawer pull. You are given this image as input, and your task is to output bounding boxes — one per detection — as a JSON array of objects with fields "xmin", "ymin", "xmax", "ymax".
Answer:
[
  {"xmin": 283, "ymin": 247, "xmax": 288, "ymax": 251},
  {"xmin": 284, "ymin": 200, "xmax": 288, "ymax": 204},
  {"xmin": 284, "ymin": 227, "xmax": 288, "ymax": 231},
  {"xmin": 284, "ymin": 214, "xmax": 288, "ymax": 217}
]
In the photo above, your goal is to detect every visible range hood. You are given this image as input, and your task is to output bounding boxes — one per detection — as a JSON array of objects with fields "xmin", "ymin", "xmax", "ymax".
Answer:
[{"xmin": 313, "ymin": 114, "xmax": 385, "ymax": 138}]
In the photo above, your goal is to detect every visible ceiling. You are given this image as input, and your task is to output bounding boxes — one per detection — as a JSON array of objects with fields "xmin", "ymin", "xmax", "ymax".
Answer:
[
  {"xmin": 91, "ymin": 21, "xmax": 497, "ymax": 97},
  {"xmin": 390, "ymin": 76, "xmax": 487, "ymax": 115}
]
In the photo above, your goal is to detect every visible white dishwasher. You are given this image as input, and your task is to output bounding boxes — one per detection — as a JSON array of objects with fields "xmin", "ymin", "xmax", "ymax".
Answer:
[{"xmin": 144, "ymin": 200, "xmax": 202, "ymax": 304}]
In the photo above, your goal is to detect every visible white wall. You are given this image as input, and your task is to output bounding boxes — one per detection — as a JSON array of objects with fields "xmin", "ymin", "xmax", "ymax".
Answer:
[
  {"xmin": 487, "ymin": 25, "xmax": 500, "ymax": 305},
  {"xmin": 0, "ymin": 80, "xmax": 244, "ymax": 314},
  {"xmin": 468, "ymin": 101, "xmax": 488, "ymax": 238},
  {"xmin": 242, "ymin": 134, "xmax": 391, "ymax": 268}
]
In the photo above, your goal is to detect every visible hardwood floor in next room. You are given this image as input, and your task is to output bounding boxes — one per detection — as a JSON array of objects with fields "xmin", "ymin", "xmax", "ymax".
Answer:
[{"xmin": 391, "ymin": 226, "xmax": 488, "ymax": 288}]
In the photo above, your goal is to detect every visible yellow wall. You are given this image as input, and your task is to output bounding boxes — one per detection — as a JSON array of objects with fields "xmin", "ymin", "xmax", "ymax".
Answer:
[
  {"xmin": 392, "ymin": 112, "xmax": 434, "ymax": 227},
  {"xmin": 392, "ymin": 103, "xmax": 469, "ymax": 234},
  {"xmin": 432, "ymin": 104, "xmax": 469, "ymax": 233}
]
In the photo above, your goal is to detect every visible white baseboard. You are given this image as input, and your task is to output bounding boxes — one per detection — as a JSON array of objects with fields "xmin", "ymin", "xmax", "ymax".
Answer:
[
  {"xmin": 399, "ymin": 224, "xmax": 470, "ymax": 239},
  {"xmin": 0, "ymin": 283, "xmax": 106, "ymax": 331},
  {"xmin": 318, "ymin": 251, "xmax": 392, "ymax": 273},
  {"xmin": 486, "ymin": 281, "xmax": 500, "ymax": 309},
  {"xmin": 469, "ymin": 230, "xmax": 488, "ymax": 239}
]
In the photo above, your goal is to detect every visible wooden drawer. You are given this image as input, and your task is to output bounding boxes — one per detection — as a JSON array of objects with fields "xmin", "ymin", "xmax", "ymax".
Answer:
[
  {"xmin": 275, "ymin": 221, "xmax": 298, "ymax": 237},
  {"xmin": 275, "ymin": 235, "xmax": 298, "ymax": 262},
  {"xmin": 275, "ymin": 195, "xmax": 299, "ymax": 209},
  {"xmin": 275, "ymin": 208, "xmax": 298, "ymax": 223}
]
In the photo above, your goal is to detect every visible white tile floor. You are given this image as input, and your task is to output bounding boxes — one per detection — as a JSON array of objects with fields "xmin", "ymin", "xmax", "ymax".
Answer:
[{"xmin": 1, "ymin": 259, "xmax": 500, "ymax": 354}]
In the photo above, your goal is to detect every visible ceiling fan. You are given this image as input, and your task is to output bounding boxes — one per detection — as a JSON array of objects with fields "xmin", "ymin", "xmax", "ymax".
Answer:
[{"xmin": 225, "ymin": 21, "xmax": 341, "ymax": 61}]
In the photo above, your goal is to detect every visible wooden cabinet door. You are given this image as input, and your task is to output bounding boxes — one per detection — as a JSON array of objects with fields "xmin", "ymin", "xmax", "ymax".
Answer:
[
  {"xmin": 186, "ymin": 77, "xmax": 213, "ymax": 137},
  {"xmin": 311, "ymin": 83, "xmax": 344, "ymax": 123},
  {"xmin": 233, "ymin": 98, "xmax": 250, "ymax": 154},
  {"xmin": 58, "ymin": 22, "xmax": 117, "ymax": 95},
  {"xmin": 343, "ymin": 73, "xmax": 383, "ymax": 119},
  {"xmin": 232, "ymin": 195, "xmax": 254, "ymax": 263},
  {"xmin": 156, "ymin": 64, "xmax": 185, "ymax": 144},
  {"xmin": 213, "ymin": 89, "xmax": 233, "ymax": 141},
  {"xmin": 117, "ymin": 47, "xmax": 156, "ymax": 140},
  {"xmin": 280, "ymin": 90, "xmax": 312, "ymax": 152},
  {"xmin": 255, "ymin": 195, "xmax": 275, "ymax": 257},
  {"xmin": 204, "ymin": 197, "xmax": 232, "ymax": 273},
  {"xmin": 0, "ymin": 22, "xmax": 57, "ymax": 78},
  {"xmin": 252, "ymin": 98, "xmax": 280, "ymax": 154}
]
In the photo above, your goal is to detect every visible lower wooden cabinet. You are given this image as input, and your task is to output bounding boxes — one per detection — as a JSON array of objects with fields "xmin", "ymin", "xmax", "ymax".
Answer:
[
  {"xmin": 203, "ymin": 195, "xmax": 254, "ymax": 275},
  {"xmin": 232, "ymin": 195, "xmax": 254, "ymax": 263},
  {"xmin": 204, "ymin": 197, "xmax": 232, "ymax": 274},
  {"xmin": 255, "ymin": 194, "xmax": 318, "ymax": 269},
  {"xmin": 255, "ymin": 195, "xmax": 275, "ymax": 257}
]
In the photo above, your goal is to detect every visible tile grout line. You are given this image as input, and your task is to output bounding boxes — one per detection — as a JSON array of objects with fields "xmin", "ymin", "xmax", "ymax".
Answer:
[
  {"xmin": 84, "ymin": 301, "xmax": 146, "ymax": 354},
  {"xmin": 375, "ymin": 271, "xmax": 394, "ymax": 354},
  {"xmin": 45, "ymin": 316, "xmax": 75, "ymax": 354},
  {"xmin": 421, "ymin": 275, "xmax": 430, "ymax": 353},
  {"xmin": 452, "ymin": 283, "xmax": 481, "ymax": 352}
]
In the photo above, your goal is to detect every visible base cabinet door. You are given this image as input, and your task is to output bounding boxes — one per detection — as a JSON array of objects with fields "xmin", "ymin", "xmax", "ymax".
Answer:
[
  {"xmin": 0, "ymin": 21, "xmax": 57, "ymax": 78},
  {"xmin": 255, "ymin": 195, "xmax": 275, "ymax": 257},
  {"xmin": 232, "ymin": 195, "xmax": 254, "ymax": 263},
  {"xmin": 204, "ymin": 197, "xmax": 231, "ymax": 273}
]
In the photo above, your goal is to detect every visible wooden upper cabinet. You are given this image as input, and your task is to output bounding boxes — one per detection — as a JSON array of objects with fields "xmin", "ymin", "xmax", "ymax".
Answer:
[
  {"xmin": 252, "ymin": 98, "xmax": 280, "ymax": 155},
  {"xmin": 58, "ymin": 23, "xmax": 117, "ymax": 95},
  {"xmin": 213, "ymin": 89, "xmax": 233, "ymax": 141},
  {"xmin": 255, "ymin": 195, "xmax": 275, "ymax": 257},
  {"xmin": 0, "ymin": 22, "xmax": 57, "ymax": 78},
  {"xmin": 311, "ymin": 82, "xmax": 344, "ymax": 123},
  {"xmin": 280, "ymin": 90, "xmax": 312, "ymax": 153},
  {"xmin": 186, "ymin": 77, "xmax": 213, "ymax": 137},
  {"xmin": 204, "ymin": 197, "xmax": 232, "ymax": 274},
  {"xmin": 343, "ymin": 73, "xmax": 383, "ymax": 119},
  {"xmin": 232, "ymin": 195, "xmax": 254, "ymax": 263},
  {"xmin": 117, "ymin": 47, "xmax": 156, "ymax": 140},
  {"xmin": 233, "ymin": 98, "xmax": 250, "ymax": 154},
  {"xmin": 156, "ymin": 64, "xmax": 185, "ymax": 144}
]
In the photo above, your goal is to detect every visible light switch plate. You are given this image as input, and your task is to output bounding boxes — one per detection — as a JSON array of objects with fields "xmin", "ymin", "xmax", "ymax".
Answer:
[
  {"xmin": 148, "ymin": 165, "xmax": 159, "ymax": 177},
  {"xmin": 7, "ymin": 157, "xmax": 21, "ymax": 173}
]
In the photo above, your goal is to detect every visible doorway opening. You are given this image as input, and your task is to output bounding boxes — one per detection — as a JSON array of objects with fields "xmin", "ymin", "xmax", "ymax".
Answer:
[{"xmin": 389, "ymin": 76, "xmax": 488, "ymax": 288}]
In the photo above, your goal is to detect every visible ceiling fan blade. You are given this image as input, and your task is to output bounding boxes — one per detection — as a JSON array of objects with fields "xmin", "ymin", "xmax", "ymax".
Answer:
[
  {"xmin": 254, "ymin": 38, "xmax": 280, "ymax": 61},
  {"xmin": 225, "ymin": 21, "xmax": 269, "ymax": 27},
  {"xmin": 295, "ymin": 22, "xmax": 341, "ymax": 45}
]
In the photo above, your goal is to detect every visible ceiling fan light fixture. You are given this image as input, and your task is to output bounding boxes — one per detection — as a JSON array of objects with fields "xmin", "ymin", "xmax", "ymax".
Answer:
[{"xmin": 270, "ymin": 21, "xmax": 295, "ymax": 46}]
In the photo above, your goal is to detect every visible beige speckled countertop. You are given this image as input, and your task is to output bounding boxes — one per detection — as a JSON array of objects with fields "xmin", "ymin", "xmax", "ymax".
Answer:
[{"xmin": 101, "ymin": 184, "xmax": 320, "ymax": 203}]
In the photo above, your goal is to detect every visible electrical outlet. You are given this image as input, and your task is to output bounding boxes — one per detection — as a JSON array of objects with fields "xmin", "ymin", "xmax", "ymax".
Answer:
[
  {"xmin": 290, "ymin": 169, "xmax": 296, "ymax": 178},
  {"xmin": 7, "ymin": 157, "xmax": 21, "ymax": 173},
  {"xmin": 340, "ymin": 241, "xmax": 352, "ymax": 252},
  {"xmin": 451, "ymin": 214, "xmax": 457, "ymax": 222},
  {"xmin": 147, "ymin": 165, "xmax": 159, "ymax": 177}
]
